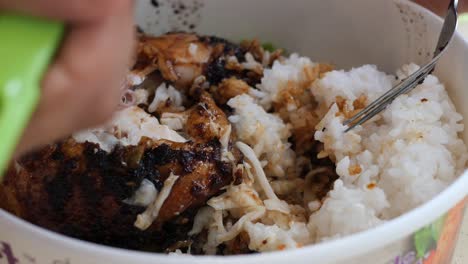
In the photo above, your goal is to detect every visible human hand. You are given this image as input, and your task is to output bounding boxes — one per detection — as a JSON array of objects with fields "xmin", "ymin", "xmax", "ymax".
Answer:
[{"xmin": 0, "ymin": 0, "xmax": 135, "ymax": 156}]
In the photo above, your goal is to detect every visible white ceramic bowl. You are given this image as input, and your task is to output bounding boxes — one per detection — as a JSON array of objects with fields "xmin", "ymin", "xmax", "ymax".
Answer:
[{"xmin": 1, "ymin": 0, "xmax": 467, "ymax": 263}]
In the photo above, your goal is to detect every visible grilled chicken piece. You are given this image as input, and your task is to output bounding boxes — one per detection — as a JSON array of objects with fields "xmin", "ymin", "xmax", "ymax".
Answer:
[
  {"xmin": 0, "ymin": 136, "xmax": 238, "ymax": 249},
  {"xmin": 212, "ymin": 77, "xmax": 250, "ymax": 105},
  {"xmin": 158, "ymin": 92, "xmax": 233, "ymax": 142},
  {"xmin": 140, "ymin": 139, "xmax": 235, "ymax": 226},
  {"xmin": 1, "ymin": 141, "xmax": 153, "ymax": 248},
  {"xmin": 185, "ymin": 92, "xmax": 231, "ymax": 143},
  {"xmin": 133, "ymin": 33, "xmax": 213, "ymax": 88},
  {"xmin": 130, "ymin": 33, "xmax": 263, "ymax": 93}
]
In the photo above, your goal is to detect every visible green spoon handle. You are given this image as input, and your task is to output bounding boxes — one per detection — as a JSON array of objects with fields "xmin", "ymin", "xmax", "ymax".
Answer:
[{"xmin": 0, "ymin": 14, "xmax": 64, "ymax": 177}]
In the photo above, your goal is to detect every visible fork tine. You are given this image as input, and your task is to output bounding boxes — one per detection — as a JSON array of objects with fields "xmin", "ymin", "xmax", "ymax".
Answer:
[
  {"xmin": 344, "ymin": 74, "xmax": 421, "ymax": 126},
  {"xmin": 343, "ymin": 83, "xmax": 404, "ymax": 125},
  {"xmin": 344, "ymin": 65, "xmax": 435, "ymax": 132},
  {"xmin": 343, "ymin": 63, "xmax": 433, "ymax": 126}
]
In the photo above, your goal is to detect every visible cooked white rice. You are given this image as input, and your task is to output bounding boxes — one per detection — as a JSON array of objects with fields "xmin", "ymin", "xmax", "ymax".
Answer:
[
  {"xmin": 192, "ymin": 56, "xmax": 467, "ymax": 251},
  {"xmin": 228, "ymin": 94, "xmax": 294, "ymax": 178},
  {"xmin": 253, "ymin": 53, "xmax": 317, "ymax": 111},
  {"xmin": 310, "ymin": 63, "xmax": 467, "ymax": 239}
]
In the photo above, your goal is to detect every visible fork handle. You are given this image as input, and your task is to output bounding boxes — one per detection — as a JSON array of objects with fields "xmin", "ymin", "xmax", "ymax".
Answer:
[{"xmin": 0, "ymin": 14, "xmax": 64, "ymax": 178}]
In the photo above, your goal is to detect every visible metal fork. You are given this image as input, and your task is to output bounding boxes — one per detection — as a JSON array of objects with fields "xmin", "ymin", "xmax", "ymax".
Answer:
[{"xmin": 344, "ymin": 0, "xmax": 458, "ymax": 132}]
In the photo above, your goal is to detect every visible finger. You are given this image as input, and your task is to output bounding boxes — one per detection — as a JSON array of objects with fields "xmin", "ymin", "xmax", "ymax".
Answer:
[
  {"xmin": 15, "ymin": 3, "xmax": 135, "ymax": 155},
  {"xmin": 0, "ymin": 0, "xmax": 132, "ymax": 22}
]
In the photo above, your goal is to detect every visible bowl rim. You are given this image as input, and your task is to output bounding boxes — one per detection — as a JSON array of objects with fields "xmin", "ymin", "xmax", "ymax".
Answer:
[{"xmin": 1, "ymin": 1, "xmax": 468, "ymax": 262}]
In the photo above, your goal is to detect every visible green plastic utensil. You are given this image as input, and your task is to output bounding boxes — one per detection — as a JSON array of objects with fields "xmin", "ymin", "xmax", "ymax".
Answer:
[{"xmin": 0, "ymin": 14, "xmax": 64, "ymax": 178}]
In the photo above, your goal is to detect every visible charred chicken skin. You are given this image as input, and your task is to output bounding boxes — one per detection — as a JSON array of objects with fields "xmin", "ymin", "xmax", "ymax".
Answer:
[{"xmin": 0, "ymin": 136, "xmax": 235, "ymax": 250}]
